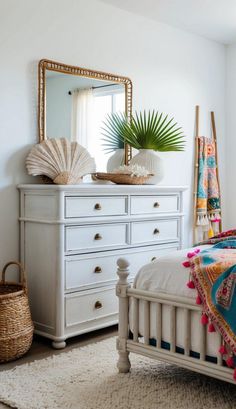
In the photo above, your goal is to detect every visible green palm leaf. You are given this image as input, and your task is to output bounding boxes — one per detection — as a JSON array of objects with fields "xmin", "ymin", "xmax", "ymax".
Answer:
[
  {"xmin": 125, "ymin": 110, "xmax": 185, "ymax": 151},
  {"xmin": 101, "ymin": 112, "xmax": 127, "ymax": 153},
  {"xmin": 101, "ymin": 110, "xmax": 185, "ymax": 153}
]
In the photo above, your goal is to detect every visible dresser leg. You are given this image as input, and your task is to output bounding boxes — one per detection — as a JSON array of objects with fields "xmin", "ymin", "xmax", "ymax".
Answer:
[{"xmin": 52, "ymin": 340, "xmax": 67, "ymax": 349}]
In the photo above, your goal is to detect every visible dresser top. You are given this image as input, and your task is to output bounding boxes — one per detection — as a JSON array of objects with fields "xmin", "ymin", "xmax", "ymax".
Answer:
[{"xmin": 18, "ymin": 184, "xmax": 188, "ymax": 194}]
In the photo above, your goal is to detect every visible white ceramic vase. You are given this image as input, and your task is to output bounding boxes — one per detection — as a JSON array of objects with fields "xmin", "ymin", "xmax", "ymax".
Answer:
[
  {"xmin": 106, "ymin": 149, "xmax": 125, "ymax": 172},
  {"xmin": 130, "ymin": 149, "xmax": 164, "ymax": 184}
]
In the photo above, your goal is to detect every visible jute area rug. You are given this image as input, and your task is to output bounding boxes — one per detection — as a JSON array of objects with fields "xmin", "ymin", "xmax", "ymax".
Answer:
[{"xmin": 0, "ymin": 337, "xmax": 236, "ymax": 409}]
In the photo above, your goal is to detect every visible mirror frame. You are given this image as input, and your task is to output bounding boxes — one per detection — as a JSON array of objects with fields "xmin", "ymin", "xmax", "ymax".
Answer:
[{"xmin": 38, "ymin": 59, "xmax": 132, "ymax": 164}]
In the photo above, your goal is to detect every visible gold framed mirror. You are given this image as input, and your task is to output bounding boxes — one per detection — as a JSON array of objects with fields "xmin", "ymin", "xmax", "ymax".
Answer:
[{"xmin": 38, "ymin": 59, "xmax": 132, "ymax": 169}]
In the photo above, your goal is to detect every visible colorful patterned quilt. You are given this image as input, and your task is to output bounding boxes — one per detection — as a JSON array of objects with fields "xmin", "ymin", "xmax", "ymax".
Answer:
[
  {"xmin": 198, "ymin": 228, "xmax": 236, "ymax": 245},
  {"xmin": 188, "ymin": 231, "xmax": 236, "ymax": 377},
  {"xmin": 191, "ymin": 242, "xmax": 236, "ymax": 351}
]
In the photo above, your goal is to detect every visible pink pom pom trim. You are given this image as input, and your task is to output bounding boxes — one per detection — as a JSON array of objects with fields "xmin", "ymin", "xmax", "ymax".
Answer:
[
  {"xmin": 208, "ymin": 323, "xmax": 216, "ymax": 332},
  {"xmin": 201, "ymin": 313, "xmax": 209, "ymax": 325},
  {"xmin": 196, "ymin": 294, "xmax": 202, "ymax": 305},
  {"xmin": 226, "ymin": 356, "xmax": 234, "ymax": 368},
  {"xmin": 187, "ymin": 249, "xmax": 200, "ymax": 258},
  {"xmin": 187, "ymin": 280, "xmax": 195, "ymax": 289},
  {"xmin": 187, "ymin": 251, "xmax": 196, "ymax": 258},
  {"xmin": 219, "ymin": 345, "xmax": 227, "ymax": 355},
  {"xmin": 182, "ymin": 261, "xmax": 190, "ymax": 268}
]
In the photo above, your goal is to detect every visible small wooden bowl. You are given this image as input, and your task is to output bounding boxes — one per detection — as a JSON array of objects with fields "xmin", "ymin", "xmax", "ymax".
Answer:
[{"xmin": 93, "ymin": 172, "xmax": 152, "ymax": 185}]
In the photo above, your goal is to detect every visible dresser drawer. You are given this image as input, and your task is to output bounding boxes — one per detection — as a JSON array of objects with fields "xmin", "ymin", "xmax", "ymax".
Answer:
[
  {"xmin": 65, "ymin": 246, "xmax": 178, "ymax": 292},
  {"xmin": 130, "ymin": 195, "xmax": 179, "ymax": 215},
  {"xmin": 65, "ymin": 287, "xmax": 118, "ymax": 327},
  {"xmin": 65, "ymin": 196, "xmax": 127, "ymax": 218},
  {"xmin": 65, "ymin": 223, "xmax": 128, "ymax": 252},
  {"xmin": 131, "ymin": 219, "xmax": 179, "ymax": 245}
]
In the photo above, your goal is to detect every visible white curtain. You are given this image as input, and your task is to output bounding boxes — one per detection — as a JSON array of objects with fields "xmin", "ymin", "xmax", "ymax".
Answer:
[{"xmin": 71, "ymin": 88, "xmax": 93, "ymax": 149}]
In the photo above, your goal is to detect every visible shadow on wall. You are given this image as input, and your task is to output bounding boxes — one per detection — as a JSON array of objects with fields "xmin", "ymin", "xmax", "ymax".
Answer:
[
  {"xmin": 0, "ymin": 145, "xmax": 37, "ymax": 280},
  {"xmin": 5, "ymin": 145, "xmax": 35, "ymax": 184},
  {"xmin": 0, "ymin": 60, "xmax": 40, "ymax": 279}
]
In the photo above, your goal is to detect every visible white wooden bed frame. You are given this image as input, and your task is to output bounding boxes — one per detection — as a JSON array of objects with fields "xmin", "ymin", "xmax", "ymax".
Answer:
[{"xmin": 116, "ymin": 258, "xmax": 235, "ymax": 384}]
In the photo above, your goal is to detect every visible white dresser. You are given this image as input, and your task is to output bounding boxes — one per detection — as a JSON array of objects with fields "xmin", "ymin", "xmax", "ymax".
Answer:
[{"xmin": 18, "ymin": 184, "xmax": 186, "ymax": 348}]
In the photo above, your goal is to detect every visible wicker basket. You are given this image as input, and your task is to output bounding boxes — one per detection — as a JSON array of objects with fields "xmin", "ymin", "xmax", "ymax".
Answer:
[{"xmin": 0, "ymin": 261, "xmax": 34, "ymax": 363}]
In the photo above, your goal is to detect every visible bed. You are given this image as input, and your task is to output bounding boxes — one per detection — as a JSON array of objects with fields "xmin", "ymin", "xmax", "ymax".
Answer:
[{"xmin": 116, "ymin": 246, "xmax": 235, "ymax": 384}]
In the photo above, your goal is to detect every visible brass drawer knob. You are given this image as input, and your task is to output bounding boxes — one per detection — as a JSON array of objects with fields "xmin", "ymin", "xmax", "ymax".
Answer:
[
  {"xmin": 153, "ymin": 202, "xmax": 160, "ymax": 208},
  {"xmin": 151, "ymin": 257, "xmax": 157, "ymax": 261},
  {"xmin": 94, "ymin": 233, "xmax": 102, "ymax": 241},
  {"xmin": 94, "ymin": 300, "xmax": 103, "ymax": 310},
  {"xmin": 94, "ymin": 203, "xmax": 102, "ymax": 210},
  {"xmin": 153, "ymin": 228, "xmax": 160, "ymax": 235},
  {"xmin": 94, "ymin": 266, "xmax": 102, "ymax": 273}
]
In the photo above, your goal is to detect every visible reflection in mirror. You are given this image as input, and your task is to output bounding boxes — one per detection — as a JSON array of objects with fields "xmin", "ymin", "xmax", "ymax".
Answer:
[{"xmin": 45, "ymin": 71, "xmax": 126, "ymax": 171}]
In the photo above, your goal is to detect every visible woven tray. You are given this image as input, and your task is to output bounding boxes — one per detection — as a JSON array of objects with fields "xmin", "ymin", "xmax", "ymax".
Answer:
[{"xmin": 93, "ymin": 172, "xmax": 152, "ymax": 185}]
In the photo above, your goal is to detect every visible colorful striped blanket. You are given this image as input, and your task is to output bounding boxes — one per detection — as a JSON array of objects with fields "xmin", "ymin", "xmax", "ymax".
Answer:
[
  {"xmin": 186, "ymin": 230, "xmax": 236, "ymax": 378},
  {"xmin": 195, "ymin": 137, "xmax": 221, "ymax": 240}
]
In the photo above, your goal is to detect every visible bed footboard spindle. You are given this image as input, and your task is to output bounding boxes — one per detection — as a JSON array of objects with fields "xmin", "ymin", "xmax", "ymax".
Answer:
[
  {"xmin": 156, "ymin": 302, "xmax": 162, "ymax": 348},
  {"xmin": 120, "ymin": 280, "xmax": 235, "ymax": 383},
  {"xmin": 184, "ymin": 308, "xmax": 191, "ymax": 356},
  {"xmin": 199, "ymin": 312, "xmax": 206, "ymax": 360},
  {"xmin": 116, "ymin": 258, "xmax": 131, "ymax": 373},
  {"xmin": 133, "ymin": 298, "xmax": 139, "ymax": 342},
  {"xmin": 170, "ymin": 306, "xmax": 176, "ymax": 353},
  {"xmin": 217, "ymin": 333, "xmax": 223, "ymax": 366},
  {"xmin": 144, "ymin": 301, "xmax": 150, "ymax": 345}
]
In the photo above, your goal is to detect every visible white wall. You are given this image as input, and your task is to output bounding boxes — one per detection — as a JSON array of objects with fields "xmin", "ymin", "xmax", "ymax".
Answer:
[
  {"xmin": 0, "ymin": 0, "xmax": 226, "ymax": 269},
  {"xmin": 225, "ymin": 44, "xmax": 236, "ymax": 229}
]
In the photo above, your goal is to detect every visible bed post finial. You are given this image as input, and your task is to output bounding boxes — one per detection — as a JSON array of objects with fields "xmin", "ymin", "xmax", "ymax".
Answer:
[
  {"xmin": 116, "ymin": 258, "xmax": 131, "ymax": 373},
  {"xmin": 117, "ymin": 258, "xmax": 130, "ymax": 284}
]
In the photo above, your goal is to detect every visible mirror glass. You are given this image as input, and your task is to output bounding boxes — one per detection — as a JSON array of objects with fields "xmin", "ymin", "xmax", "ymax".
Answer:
[{"xmin": 45, "ymin": 70, "xmax": 126, "ymax": 172}]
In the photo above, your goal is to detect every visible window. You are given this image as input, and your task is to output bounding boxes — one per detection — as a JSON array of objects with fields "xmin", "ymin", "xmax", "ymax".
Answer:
[{"xmin": 88, "ymin": 87, "xmax": 125, "ymax": 172}]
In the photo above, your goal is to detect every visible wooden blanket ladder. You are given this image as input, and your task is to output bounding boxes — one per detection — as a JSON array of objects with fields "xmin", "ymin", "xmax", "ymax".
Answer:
[{"xmin": 193, "ymin": 105, "xmax": 222, "ymax": 243}]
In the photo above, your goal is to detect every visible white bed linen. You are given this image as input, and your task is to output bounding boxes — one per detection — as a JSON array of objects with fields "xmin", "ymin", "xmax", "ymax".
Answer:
[{"xmin": 129, "ymin": 245, "xmax": 222, "ymax": 357}]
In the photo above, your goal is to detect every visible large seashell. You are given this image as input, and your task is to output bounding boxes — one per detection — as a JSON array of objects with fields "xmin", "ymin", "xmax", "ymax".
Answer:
[{"xmin": 26, "ymin": 138, "xmax": 96, "ymax": 184}]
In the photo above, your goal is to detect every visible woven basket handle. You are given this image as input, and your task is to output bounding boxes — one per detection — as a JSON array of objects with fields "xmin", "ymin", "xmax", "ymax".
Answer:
[{"xmin": 1, "ymin": 261, "xmax": 27, "ymax": 289}]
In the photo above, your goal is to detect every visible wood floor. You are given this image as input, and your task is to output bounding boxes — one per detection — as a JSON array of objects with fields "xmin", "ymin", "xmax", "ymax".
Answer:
[{"xmin": 0, "ymin": 325, "xmax": 118, "ymax": 408}]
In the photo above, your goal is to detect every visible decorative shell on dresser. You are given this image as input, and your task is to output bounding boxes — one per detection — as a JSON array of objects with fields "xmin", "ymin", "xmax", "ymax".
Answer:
[{"xmin": 26, "ymin": 138, "xmax": 96, "ymax": 185}]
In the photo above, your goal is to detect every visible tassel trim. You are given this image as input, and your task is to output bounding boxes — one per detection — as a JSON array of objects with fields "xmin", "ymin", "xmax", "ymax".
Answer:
[
  {"xmin": 201, "ymin": 313, "xmax": 209, "ymax": 325},
  {"xmin": 208, "ymin": 322, "xmax": 216, "ymax": 332},
  {"xmin": 226, "ymin": 356, "xmax": 234, "ymax": 368},
  {"xmin": 219, "ymin": 345, "xmax": 227, "ymax": 355},
  {"xmin": 196, "ymin": 214, "xmax": 209, "ymax": 226},
  {"xmin": 187, "ymin": 280, "xmax": 195, "ymax": 289},
  {"xmin": 196, "ymin": 294, "xmax": 202, "ymax": 305}
]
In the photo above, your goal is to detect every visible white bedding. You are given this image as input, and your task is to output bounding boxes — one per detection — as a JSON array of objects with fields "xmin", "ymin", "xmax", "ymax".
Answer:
[{"xmin": 130, "ymin": 245, "xmax": 222, "ymax": 357}]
